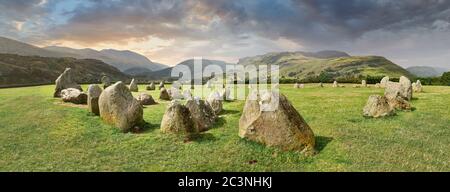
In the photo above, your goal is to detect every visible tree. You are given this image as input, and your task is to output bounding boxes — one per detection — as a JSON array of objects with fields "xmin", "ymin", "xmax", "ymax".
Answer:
[{"xmin": 441, "ymin": 72, "xmax": 450, "ymax": 86}]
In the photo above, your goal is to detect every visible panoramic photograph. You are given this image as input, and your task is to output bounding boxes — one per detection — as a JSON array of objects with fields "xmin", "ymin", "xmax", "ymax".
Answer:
[{"xmin": 0, "ymin": 0, "xmax": 449, "ymax": 175}]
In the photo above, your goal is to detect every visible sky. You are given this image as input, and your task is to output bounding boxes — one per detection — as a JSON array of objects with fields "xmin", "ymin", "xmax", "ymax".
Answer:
[{"xmin": 0, "ymin": 0, "xmax": 449, "ymax": 68}]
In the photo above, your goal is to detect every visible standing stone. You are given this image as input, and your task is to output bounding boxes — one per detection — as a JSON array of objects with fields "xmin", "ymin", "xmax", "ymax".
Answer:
[
  {"xmin": 185, "ymin": 97, "xmax": 217, "ymax": 132},
  {"xmin": 319, "ymin": 83, "xmax": 324, "ymax": 87},
  {"xmin": 375, "ymin": 83, "xmax": 381, "ymax": 88},
  {"xmin": 363, "ymin": 95, "xmax": 395, "ymax": 118},
  {"xmin": 129, "ymin": 79, "xmax": 138, "ymax": 92},
  {"xmin": 54, "ymin": 68, "xmax": 82, "ymax": 97},
  {"xmin": 159, "ymin": 81, "xmax": 165, "ymax": 90},
  {"xmin": 159, "ymin": 88, "xmax": 171, "ymax": 101},
  {"xmin": 146, "ymin": 82, "xmax": 156, "ymax": 91},
  {"xmin": 362, "ymin": 80, "xmax": 367, "ymax": 87},
  {"xmin": 220, "ymin": 87, "xmax": 232, "ymax": 100},
  {"xmin": 413, "ymin": 80, "xmax": 423, "ymax": 93},
  {"xmin": 160, "ymin": 100, "xmax": 198, "ymax": 136},
  {"xmin": 172, "ymin": 81, "xmax": 182, "ymax": 89},
  {"xmin": 61, "ymin": 88, "xmax": 87, "ymax": 104},
  {"xmin": 332, "ymin": 81, "xmax": 338, "ymax": 88},
  {"xmin": 170, "ymin": 88, "xmax": 184, "ymax": 100},
  {"xmin": 299, "ymin": 84, "xmax": 305, "ymax": 88},
  {"xmin": 380, "ymin": 76, "xmax": 390, "ymax": 88},
  {"xmin": 137, "ymin": 93, "xmax": 157, "ymax": 105},
  {"xmin": 294, "ymin": 83, "xmax": 300, "ymax": 89},
  {"xmin": 399, "ymin": 76, "xmax": 413, "ymax": 100},
  {"xmin": 384, "ymin": 81, "xmax": 412, "ymax": 110},
  {"xmin": 206, "ymin": 80, "xmax": 213, "ymax": 89},
  {"xmin": 98, "ymin": 82, "xmax": 144, "ymax": 132},
  {"xmin": 87, "ymin": 84, "xmax": 102, "ymax": 115},
  {"xmin": 101, "ymin": 76, "xmax": 112, "ymax": 89},
  {"xmin": 207, "ymin": 91, "xmax": 223, "ymax": 114},
  {"xmin": 183, "ymin": 89, "xmax": 193, "ymax": 100},
  {"xmin": 239, "ymin": 91, "xmax": 316, "ymax": 152}
]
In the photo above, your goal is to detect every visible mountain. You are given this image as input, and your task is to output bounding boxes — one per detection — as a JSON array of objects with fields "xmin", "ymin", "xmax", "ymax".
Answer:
[
  {"xmin": 123, "ymin": 67, "xmax": 154, "ymax": 76},
  {"xmin": 406, "ymin": 66, "xmax": 447, "ymax": 77},
  {"xmin": 0, "ymin": 36, "xmax": 76, "ymax": 58},
  {"xmin": 44, "ymin": 46, "xmax": 168, "ymax": 72},
  {"xmin": 136, "ymin": 59, "xmax": 234, "ymax": 80},
  {"xmin": 0, "ymin": 53, "xmax": 129, "ymax": 88},
  {"xmin": 238, "ymin": 51, "xmax": 414, "ymax": 81}
]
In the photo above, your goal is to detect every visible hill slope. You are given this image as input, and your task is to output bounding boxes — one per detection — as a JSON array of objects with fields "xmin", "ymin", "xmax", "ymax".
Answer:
[
  {"xmin": 406, "ymin": 66, "xmax": 446, "ymax": 77},
  {"xmin": 0, "ymin": 37, "xmax": 76, "ymax": 58},
  {"xmin": 138, "ymin": 59, "xmax": 234, "ymax": 80},
  {"xmin": 0, "ymin": 54, "xmax": 129, "ymax": 87},
  {"xmin": 238, "ymin": 51, "xmax": 414, "ymax": 81},
  {"xmin": 44, "ymin": 46, "xmax": 168, "ymax": 71}
]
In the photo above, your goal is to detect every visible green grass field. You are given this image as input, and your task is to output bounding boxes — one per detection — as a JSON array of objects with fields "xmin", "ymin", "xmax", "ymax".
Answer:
[{"xmin": 0, "ymin": 84, "xmax": 449, "ymax": 172}]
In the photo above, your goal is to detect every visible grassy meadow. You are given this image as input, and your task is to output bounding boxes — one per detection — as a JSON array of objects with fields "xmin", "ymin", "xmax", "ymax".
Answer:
[{"xmin": 0, "ymin": 84, "xmax": 449, "ymax": 171}]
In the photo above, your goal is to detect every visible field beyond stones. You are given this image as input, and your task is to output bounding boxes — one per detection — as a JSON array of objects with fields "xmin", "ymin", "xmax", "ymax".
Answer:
[{"xmin": 0, "ymin": 84, "xmax": 449, "ymax": 172}]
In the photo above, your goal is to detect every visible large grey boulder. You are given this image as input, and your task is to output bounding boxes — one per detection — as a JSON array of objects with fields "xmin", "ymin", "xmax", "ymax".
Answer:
[
  {"xmin": 98, "ymin": 82, "xmax": 144, "ymax": 132},
  {"xmin": 207, "ymin": 91, "xmax": 223, "ymax": 114},
  {"xmin": 101, "ymin": 76, "xmax": 112, "ymax": 89},
  {"xmin": 363, "ymin": 95, "xmax": 395, "ymax": 118},
  {"xmin": 239, "ymin": 91, "xmax": 316, "ymax": 152},
  {"xmin": 185, "ymin": 97, "xmax": 217, "ymax": 132},
  {"xmin": 129, "ymin": 79, "xmax": 138, "ymax": 92},
  {"xmin": 137, "ymin": 93, "xmax": 157, "ymax": 105},
  {"xmin": 384, "ymin": 80, "xmax": 413, "ymax": 110},
  {"xmin": 146, "ymin": 82, "xmax": 156, "ymax": 91},
  {"xmin": 61, "ymin": 88, "xmax": 87, "ymax": 104},
  {"xmin": 87, "ymin": 84, "xmax": 103, "ymax": 115},
  {"xmin": 159, "ymin": 88, "xmax": 171, "ymax": 101},
  {"xmin": 160, "ymin": 100, "xmax": 198, "ymax": 136},
  {"xmin": 54, "ymin": 68, "xmax": 82, "ymax": 97}
]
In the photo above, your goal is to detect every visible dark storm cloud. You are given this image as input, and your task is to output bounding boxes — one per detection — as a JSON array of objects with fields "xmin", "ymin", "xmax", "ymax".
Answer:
[{"xmin": 47, "ymin": 0, "xmax": 450, "ymax": 46}]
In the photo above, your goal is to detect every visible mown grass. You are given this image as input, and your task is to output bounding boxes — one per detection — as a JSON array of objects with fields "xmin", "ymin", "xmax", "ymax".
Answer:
[{"xmin": 0, "ymin": 84, "xmax": 449, "ymax": 172}]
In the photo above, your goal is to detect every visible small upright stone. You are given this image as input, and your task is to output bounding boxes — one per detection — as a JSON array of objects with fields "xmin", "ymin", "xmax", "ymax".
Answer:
[
  {"xmin": 294, "ymin": 83, "xmax": 300, "ymax": 89},
  {"xmin": 362, "ymin": 80, "xmax": 367, "ymax": 87},
  {"xmin": 380, "ymin": 76, "xmax": 390, "ymax": 88},
  {"xmin": 129, "ymin": 79, "xmax": 138, "ymax": 92},
  {"xmin": 159, "ymin": 88, "xmax": 171, "ymax": 101},
  {"xmin": 207, "ymin": 91, "xmax": 223, "ymax": 114},
  {"xmin": 87, "ymin": 84, "xmax": 102, "ymax": 115},
  {"xmin": 146, "ymin": 82, "xmax": 156, "ymax": 91},
  {"xmin": 332, "ymin": 81, "xmax": 338, "ymax": 88},
  {"xmin": 54, "ymin": 68, "xmax": 82, "ymax": 97},
  {"xmin": 399, "ymin": 76, "xmax": 413, "ymax": 100},
  {"xmin": 159, "ymin": 81, "xmax": 165, "ymax": 90},
  {"xmin": 413, "ymin": 80, "xmax": 423, "ymax": 93},
  {"xmin": 101, "ymin": 76, "xmax": 112, "ymax": 89}
]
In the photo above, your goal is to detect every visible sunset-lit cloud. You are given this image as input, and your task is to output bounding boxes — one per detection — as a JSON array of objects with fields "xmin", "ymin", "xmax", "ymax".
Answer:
[{"xmin": 0, "ymin": 0, "xmax": 449, "ymax": 67}]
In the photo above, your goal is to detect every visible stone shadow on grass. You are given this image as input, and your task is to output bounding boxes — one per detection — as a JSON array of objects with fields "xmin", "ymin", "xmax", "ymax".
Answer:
[
  {"xmin": 315, "ymin": 136, "xmax": 333, "ymax": 152},
  {"xmin": 220, "ymin": 109, "xmax": 240, "ymax": 115},
  {"xmin": 132, "ymin": 121, "xmax": 160, "ymax": 134},
  {"xmin": 190, "ymin": 133, "xmax": 217, "ymax": 143}
]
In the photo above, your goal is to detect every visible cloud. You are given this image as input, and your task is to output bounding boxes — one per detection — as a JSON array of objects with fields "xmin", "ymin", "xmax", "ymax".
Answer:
[{"xmin": 0, "ymin": 0, "xmax": 450, "ymax": 67}]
